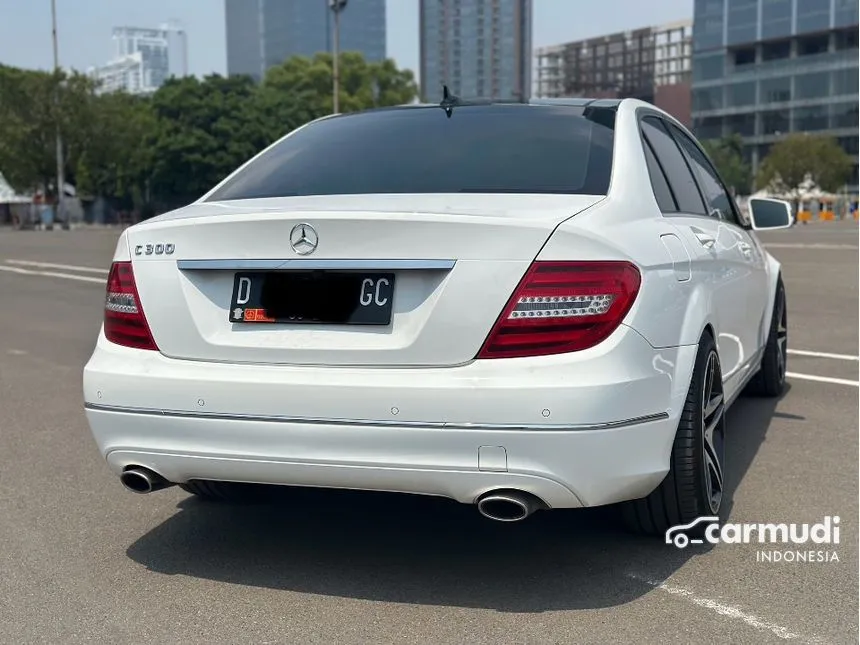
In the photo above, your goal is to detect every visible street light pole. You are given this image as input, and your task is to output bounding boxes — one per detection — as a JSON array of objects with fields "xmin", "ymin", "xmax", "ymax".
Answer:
[
  {"xmin": 51, "ymin": 0, "xmax": 66, "ymax": 229},
  {"xmin": 329, "ymin": 0, "xmax": 347, "ymax": 114}
]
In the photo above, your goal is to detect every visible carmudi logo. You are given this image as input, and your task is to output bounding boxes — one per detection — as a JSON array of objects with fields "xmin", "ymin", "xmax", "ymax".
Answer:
[{"xmin": 665, "ymin": 516, "xmax": 840, "ymax": 563}]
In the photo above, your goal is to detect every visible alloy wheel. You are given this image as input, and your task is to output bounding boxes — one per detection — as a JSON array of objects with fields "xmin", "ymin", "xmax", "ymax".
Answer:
[
  {"xmin": 775, "ymin": 290, "xmax": 788, "ymax": 386},
  {"xmin": 701, "ymin": 350, "xmax": 726, "ymax": 515}
]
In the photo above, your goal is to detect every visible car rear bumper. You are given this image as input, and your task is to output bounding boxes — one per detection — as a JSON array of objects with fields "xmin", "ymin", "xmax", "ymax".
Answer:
[{"xmin": 82, "ymin": 325, "xmax": 698, "ymax": 508}]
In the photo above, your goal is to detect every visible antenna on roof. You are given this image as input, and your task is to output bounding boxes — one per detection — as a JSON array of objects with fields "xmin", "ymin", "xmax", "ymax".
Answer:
[{"xmin": 440, "ymin": 84, "xmax": 459, "ymax": 118}]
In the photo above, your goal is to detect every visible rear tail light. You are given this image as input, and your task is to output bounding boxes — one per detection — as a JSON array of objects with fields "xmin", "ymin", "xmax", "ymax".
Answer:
[
  {"xmin": 477, "ymin": 261, "xmax": 641, "ymax": 359},
  {"xmin": 103, "ymin": 261, "xmax": 158, "ymax": 351}
]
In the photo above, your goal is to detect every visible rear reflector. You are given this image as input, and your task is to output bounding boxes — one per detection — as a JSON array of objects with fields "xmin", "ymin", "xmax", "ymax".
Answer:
[
  {"xmin": 104, "ymin": 261, "xmax": 158, "ymax": 351},
  {"xmin": 477, "ymin": 261, "xmax": 641, "ymax": 359}
]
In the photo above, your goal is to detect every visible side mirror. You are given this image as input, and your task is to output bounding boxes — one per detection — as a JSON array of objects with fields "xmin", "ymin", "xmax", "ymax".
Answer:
[{"xmin": 748, "ymin": 198, "xmax": 793, "ymax": 230}]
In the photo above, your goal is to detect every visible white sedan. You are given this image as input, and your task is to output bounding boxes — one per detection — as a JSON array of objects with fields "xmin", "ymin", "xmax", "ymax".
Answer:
[{"xmin": 82, "ymin": 97, "xmax": 792, "ymax": 535}]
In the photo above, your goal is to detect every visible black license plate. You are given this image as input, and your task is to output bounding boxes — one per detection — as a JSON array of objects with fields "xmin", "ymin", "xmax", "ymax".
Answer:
[{"xmin": 229, "ymin": 271, "xmax": 395, "ymax": 325}]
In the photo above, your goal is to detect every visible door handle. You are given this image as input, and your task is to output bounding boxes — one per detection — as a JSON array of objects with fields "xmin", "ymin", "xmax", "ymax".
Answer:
[{"xmin": 693, "ymin": 230, "xmax": 716, "ymax": 249}]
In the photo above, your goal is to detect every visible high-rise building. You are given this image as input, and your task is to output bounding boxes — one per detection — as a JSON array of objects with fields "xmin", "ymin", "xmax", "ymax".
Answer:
[
  {"xmin": 89, "ymin": 52, "xmax": 147, "ymax": 95},
  {"xmin": 225, "ymin": 0, "xmax": 386, "ymax": 82},
  {"xmin": 690, "ymin": 0, "xmax": 859, "ymax": 190},
  {"xmin": 88, "ymin": 23, "xmax": 188, "ymax": 95},
  {"xmin": 419, "ymin": 0, "xmax": 532, "ymax": 102},
  {"xmin": 535, "ymin": 20, "xmax": 692, "ymax": 125}
]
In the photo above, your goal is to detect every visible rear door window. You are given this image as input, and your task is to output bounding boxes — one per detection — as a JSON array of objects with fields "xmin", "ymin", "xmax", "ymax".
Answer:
[
  {"xmin": 666, "ymin": 123, "xmax": 745, "ymax": 227},
  {"xmin": 640, "ymin": 116, "xmax": 707, "ymax": 216},
  {"xmin": 642, "ymin": 137, "xmax": 678, "ymax": 212}
]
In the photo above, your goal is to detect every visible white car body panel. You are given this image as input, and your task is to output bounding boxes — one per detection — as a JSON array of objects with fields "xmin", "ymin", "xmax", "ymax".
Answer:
[
  {"xmin": 537, "ymin": 100, "xmax": 779, "ymax": 404},
  {"xmin": 82, "ymin": 98, "xmax": 782, "ymax": 510},
  {"xmin": 84, "ymin": 324, "xmax": 698, "ymax": 508},
  {"xmin": 124, "ymin": 194, "xmax": 605, "ymax": 367}
]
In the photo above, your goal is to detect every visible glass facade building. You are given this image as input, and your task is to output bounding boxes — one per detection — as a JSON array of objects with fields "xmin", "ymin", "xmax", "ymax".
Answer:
[
  {"xmin": 691, "ymin": 0, "xmax": 859, "ymax": 190},
  {"xmin": 419, "ymin": 0, "xmax": 532, "ymax": 102},
  {"xmin": 226, "ymin": 0, "xmax": 386, "ymax": 82}
]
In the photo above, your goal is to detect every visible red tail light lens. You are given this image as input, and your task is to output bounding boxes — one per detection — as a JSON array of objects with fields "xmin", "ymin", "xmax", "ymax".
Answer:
[
  {"xmin": 477, "ymin": 261, "xmax": 641, "ymax": 359},
  {"xmin": 103, "ymin": 261, "xmax": 158, "ymax": 351}
]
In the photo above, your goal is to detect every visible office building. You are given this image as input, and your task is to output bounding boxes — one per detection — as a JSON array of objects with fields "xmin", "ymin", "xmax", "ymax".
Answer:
[
  {"xmin": 89, "ymin": 52, "xmax": 147, "ymax": 95},
  {"xmin": 88, "ymin": 23, "xmax": 188, "ymax": 95},
  {"xmin": 535, "ymin": 20, "xmax": 692, "ymax": 125},
  {"xmin": 225, "ymin": 0, "xmax": 386, "ymax": 82},
  {"xmin": 419, "ymin": 0, "xmax": 532, "ymax": 102},
  {"xmin": 690, "ymin": 0, "xmax": 859, "ymax": 189}
]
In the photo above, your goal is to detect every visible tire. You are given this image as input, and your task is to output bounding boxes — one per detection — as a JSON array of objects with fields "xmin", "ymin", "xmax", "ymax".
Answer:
[
  {"xmin": 745, "ymin": 276, "xmax": 787, "ymax": 398},
  {"xmin": 179, "ymin": 480, "xmax": 271, "ymax": 503},
  {"xmin": 621, "ymin": 331, "xmax": 727, "ymax": 536}
]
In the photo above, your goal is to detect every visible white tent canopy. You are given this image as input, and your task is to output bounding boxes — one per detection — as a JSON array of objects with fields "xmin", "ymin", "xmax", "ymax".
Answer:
[
  {"xmin": 753, "ymin": 173, "xmax": 837, "ymax": 202},
  {"xmin": 0, "ymin": 172, "xmax": 32, "ymax": 204}
]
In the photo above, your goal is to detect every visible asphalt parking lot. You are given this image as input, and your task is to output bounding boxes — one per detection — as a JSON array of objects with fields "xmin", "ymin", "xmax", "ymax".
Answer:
[{"xmin": 0, "ymin": 220, "xmax": 857, "ymax": 644}]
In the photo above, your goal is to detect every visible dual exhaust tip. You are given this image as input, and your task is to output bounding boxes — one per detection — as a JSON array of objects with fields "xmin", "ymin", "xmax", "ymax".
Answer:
[{"xmin": 119, "ymin": 468, "xmax": 545, "ymax": 523}]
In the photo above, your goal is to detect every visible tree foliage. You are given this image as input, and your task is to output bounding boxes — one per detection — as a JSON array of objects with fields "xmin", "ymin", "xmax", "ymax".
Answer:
[
  {"xmin": 756, "ymin": 133, "xmax": 854, "ymax": 193},
  {"xmin": 147, "ymin": 74, "xmax": 271, "ymax": 204},
  {"xmin": 0, "ymin": 52, "xmax": 418, "ymax": 212},
  {"xmin": 701, "ymin": 134, "xmax": 752, "ymax": 195},
  {"xmin": 75, "ymin": 91, "xmax": 155, "ymax": 208}
]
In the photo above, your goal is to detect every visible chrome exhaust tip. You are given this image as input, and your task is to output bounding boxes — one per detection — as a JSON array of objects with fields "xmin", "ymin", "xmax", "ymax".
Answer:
[
  {"xmin": 476, "ymin": 490, "xmax": 545, "ymax": 522},
  {"xmin": 120, "ymin": 467, "xmax": 174, "ymax": 494}
]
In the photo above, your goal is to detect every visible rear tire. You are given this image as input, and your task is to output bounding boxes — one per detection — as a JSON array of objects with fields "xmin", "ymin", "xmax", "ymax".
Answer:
[
  {"xmin": 621, "ymin": 331, "xmax": 727, "ymax": 536},
  {"xmin": 179, "ymin": 480, "xmax": 271, "ymax": 503},
  {"xmin": 745, "ymin": 276, "xmax": 787, "ymax": 398}
]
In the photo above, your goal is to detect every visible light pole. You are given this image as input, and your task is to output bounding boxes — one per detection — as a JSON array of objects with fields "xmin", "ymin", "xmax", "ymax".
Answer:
[
  {"xmin": 51, "ymin": 0, "xmax": 67, "ymax": 229},
  {"xmin": 329, "ymin": 0, "xmax": 347, "ymax": 114}
]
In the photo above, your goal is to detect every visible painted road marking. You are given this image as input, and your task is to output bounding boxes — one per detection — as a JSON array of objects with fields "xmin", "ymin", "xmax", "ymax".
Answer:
[
  {"xmin": 0, "ymin": 265, "xmax": 106, "ymax": 284},
  {"xmin": 787, "ymin": 349, "xmax": 859, "ymax": 361},
  {"xmin": 4, "ymin": 259, "xmax": 109, "ymax": 274},
  {"xmin": 626, "ymin": 573, "xmax": 829, "ymax": 644},
  {"xmin": 787, "ymin": 372, "xmax": 859, "ymax": 387}
]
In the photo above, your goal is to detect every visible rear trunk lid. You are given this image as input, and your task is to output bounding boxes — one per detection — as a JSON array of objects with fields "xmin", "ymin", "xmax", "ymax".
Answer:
[{"xmin": 127, "ymin": 194, "xmax": 604, "ymax": 367}]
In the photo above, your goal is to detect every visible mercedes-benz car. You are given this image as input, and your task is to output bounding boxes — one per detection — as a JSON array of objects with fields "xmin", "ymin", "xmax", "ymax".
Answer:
[{"xmin": 82, "ymin": 97, "xmax": 792, "ymax": 535}]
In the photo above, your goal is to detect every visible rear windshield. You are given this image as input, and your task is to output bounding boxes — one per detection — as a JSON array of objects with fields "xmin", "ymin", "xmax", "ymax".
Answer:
[{"xmin": 205, "ymin": 104, "xmax": 616, "ymax": 201}]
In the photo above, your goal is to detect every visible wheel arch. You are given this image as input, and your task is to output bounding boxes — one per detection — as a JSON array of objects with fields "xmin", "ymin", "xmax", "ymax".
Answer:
[{"xmin": 760, "ymin": 252, "xmax": 784, "ymax": 347}]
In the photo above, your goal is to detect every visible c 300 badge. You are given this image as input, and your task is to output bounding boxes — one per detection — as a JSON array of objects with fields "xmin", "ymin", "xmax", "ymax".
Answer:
[{"xmin": 134, "ymin": 243, "xmax": 175, "ymax": 256}]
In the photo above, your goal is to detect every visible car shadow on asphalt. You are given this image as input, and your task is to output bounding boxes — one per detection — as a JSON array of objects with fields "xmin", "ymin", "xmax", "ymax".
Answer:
[{"xmin": 125, "ymin": 389, "xmax": 789, "ymax": 612}]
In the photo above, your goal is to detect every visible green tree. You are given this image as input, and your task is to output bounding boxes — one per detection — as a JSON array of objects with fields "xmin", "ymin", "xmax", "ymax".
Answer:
[
  {"xmin": 0, "ymin": 64, "xmax": 101, "ymax": 196},
  {"xmin": 702, "ymin": 134, "xmax": 752, "ymax": 194},
  {"xmin": 0, "ymin": 65, "xmax": 60, "ymax": 193},
  {"xmin": 259, "ymin": 52, "xmax": 418, "ymax": 140},
  {"xmin": 74, "ymin": 91, "xmax": 156, "ymax": 209},
  {"xmin": 756, "ymin": 133, "xmax": 854, "ymax": 193},
  {"xmin": 146, "ymin": 74, "xmax": 271, "ymax": 204}
]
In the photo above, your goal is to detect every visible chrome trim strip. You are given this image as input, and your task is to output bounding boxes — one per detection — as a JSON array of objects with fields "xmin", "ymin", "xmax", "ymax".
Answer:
[
  {"xmin": 177, "ymin": 259, "xmax": 457, "ymax": 271},
  {"xmin": 84, "ymin": 402, "xmax": 669, "ymax": 432}
]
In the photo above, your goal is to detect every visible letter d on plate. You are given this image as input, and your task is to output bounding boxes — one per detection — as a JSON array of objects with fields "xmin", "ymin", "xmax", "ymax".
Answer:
[{"xmin": 236, "ymin": 277, "xmax": 252, "ymax": 305}]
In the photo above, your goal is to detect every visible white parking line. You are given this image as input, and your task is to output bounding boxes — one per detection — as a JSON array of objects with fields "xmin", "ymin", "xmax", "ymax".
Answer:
[
  {"xmin": 626, "ymin": 573, "xmax": 828, "ymax": 644},
  {"xmin": 787, "ymin": 372, "xmax": 859, "ymax": 387},
  {"xmin": 4, "ymin": 259, "xmax": 109, "ymax": 274},
  {"xmin": 0, "ymin": 265, "xmax": 106, "ymax": 284},
  {"xmin": 788, "ymin": 349, "xmax": 859, "ymax": 361}
]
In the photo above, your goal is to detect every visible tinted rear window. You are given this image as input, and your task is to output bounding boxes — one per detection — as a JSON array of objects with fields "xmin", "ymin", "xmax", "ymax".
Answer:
[{"xmin": 205, "ymin": 104, "xmax": 616, "ymax": 201}]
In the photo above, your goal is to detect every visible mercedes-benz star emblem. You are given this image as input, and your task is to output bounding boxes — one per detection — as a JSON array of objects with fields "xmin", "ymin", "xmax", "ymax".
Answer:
[{"xmin": 289, "ymin": 223, "xmax": 319, "ymax": 255}]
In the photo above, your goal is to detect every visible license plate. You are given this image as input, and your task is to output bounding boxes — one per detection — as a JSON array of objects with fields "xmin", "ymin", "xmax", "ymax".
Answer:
[{"xmin": 228, "ymin": 271, "xmax": 395, "ymax": 325}]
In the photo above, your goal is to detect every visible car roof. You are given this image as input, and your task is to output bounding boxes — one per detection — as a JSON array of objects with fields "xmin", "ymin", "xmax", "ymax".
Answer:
[{"xmin": 320, "ymin": 97, "xmax": 630, "ymax": 120}]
